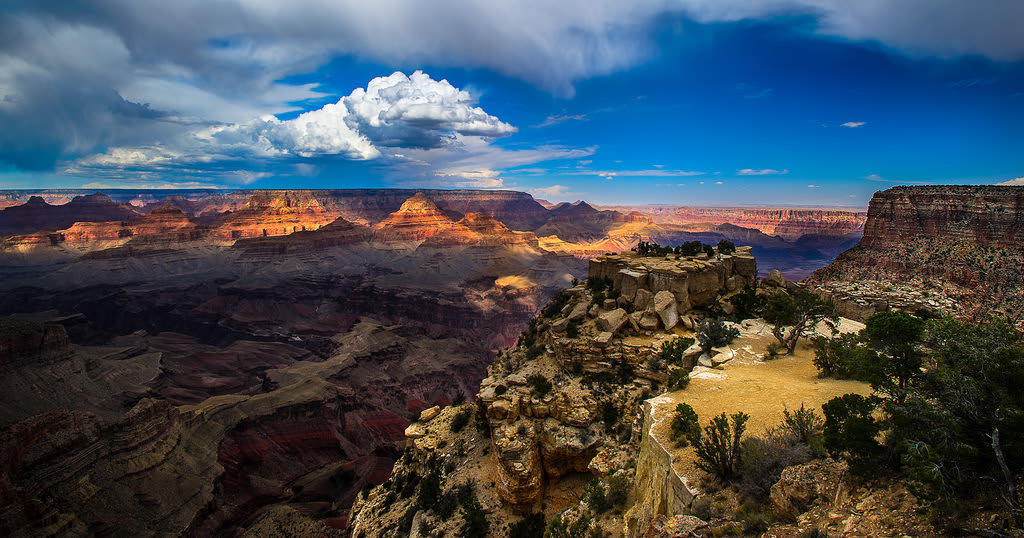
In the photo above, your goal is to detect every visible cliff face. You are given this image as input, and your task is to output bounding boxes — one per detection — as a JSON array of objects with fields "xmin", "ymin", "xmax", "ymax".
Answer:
[
  {"xmin": 859, "ymin": 185, "xmax": 1024, "ymax": 249},
  {"xmin": 349, "ymin": 247, "xmax": 757, "ymax": 536},
  {"xmin": 0, "ymin": 194, "xmax": 140, "ymax": 236},
  {"xmin": 602, "ymin": 205, "xmax": 867, "ymax": 241},
  {"xmin": 808, "ymin": 185, "xmax": 1024, "ymax": 328}
]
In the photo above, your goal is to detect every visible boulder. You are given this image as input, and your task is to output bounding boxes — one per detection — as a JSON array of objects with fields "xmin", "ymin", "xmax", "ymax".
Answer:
[
  {"xmin": 634, "ymin": 288, "xmax": 654, "ymax": 311},
  {"xmin": 550, "ymin": 318, "xmax": 569, "ymax": 333},
  {"xmin": 710, "ymin": 346, "xmax": 734, "ymax": 366},
  {"xmin": 618, "ymin": 269, "xmax": 647, "ymax": 302},
  {"xmin": 588, "ymin": 304, "xmax": 600, "ymax": 318},
  {"xmin": 567, "ymin": 302, "xmax": 589, "ymax": 322},
  {"xmin": 602, "ymin": 298, "xmax": 618, "ymax": 310},
  {"xmin": 404, "ymin": 423, "xmax": 427, "ymax": 439},
  {"xmin": 765, "ymin": 269, "xmax": 786, "ymax": 287},
  {"xmin": 597, "ymin": 308, "xmax": 628, "ymax": 334},
  {"xmin": 638, "ymin": 311, "xmax": 660, "ymax": 330},
  {"xmin": 506, "ymin": 374, "xmax": 528, "ymax": 386},
  {"xmin": 653, "ymin": 291, "xmax": 679, "ymax": 329},
  {"xmin": 698, "ymin": 353, "xmax": 713, "ymax": 368},
  {"xmin": 593, "ymin": 332, "xmax": 613, "ymax": 348},
  {"xmin": 726, "ymin": 275, "xmax": 740, "ymax": 291},
  {"xmin": 418, "ymin": 406, "xmax": 441, "ymax": 422}
]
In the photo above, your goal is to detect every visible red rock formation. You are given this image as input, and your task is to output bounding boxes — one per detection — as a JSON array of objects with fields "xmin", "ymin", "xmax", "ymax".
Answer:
[
  {"xmin": 211, "ymin": 191, "xmax": 338, "ymax": 240},
  {"xmin": 233, "ymin": 216, "xmax": 369, "ymax": 257},
  {"xmin": 373, "ymin": 193, "xmax": 456, "ymax": 241},
  {"xmin": 535, "ymin": 202, "xmax": 652, "ymax": 243},
  {"xmin": 422, "ymin": 212, "xmax": 539, "ymax": 247},
  {"xmin": 600, "ymin": 205, "xmax": 867, "ymax": 241},
  {"xmin": 858, "ymin": 185, "xmax": 1024, "ymax": 249},
  {"xmin": 0, "ymin": 194, "xmax": 139, "ymax": 237},
  {"xmin": 807, "ymin": 185, "xmax": 1024, "ymax": 328}
]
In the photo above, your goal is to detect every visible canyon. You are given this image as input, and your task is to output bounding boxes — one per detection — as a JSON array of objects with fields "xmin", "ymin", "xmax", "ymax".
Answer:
[{"xmin": 0, "ymin": 187, "xmax": 868, "ymax": 535}]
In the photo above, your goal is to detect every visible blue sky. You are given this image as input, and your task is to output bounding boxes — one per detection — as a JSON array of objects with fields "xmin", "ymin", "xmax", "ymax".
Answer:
[{"xmin": 1, "ymin": 1, "xmax": 1022, "ymax": 206}]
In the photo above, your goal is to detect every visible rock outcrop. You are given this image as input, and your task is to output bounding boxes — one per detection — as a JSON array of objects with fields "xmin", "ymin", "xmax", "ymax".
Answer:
[
  {"xmin": 0, "ymin": 193, "xmax": 140, "ymax": 237},
  {"xmin": 807, "ymin": 185, "xmax": 1024, "ymax": 328}
]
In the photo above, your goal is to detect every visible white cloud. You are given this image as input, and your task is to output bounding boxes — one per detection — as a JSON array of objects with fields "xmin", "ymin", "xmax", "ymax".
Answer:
[
  {"xmin": 808, "ymin": 184, "xmax": 820, "ymax": 188},
  {"xmin": 997, "ymin": 177, "xmax": 1024, "ymax": 186},
  {"xmin": 71, "ymin": 71, "xmax": 537, "ymax": 184},
  {"xmin": 715, "ymin": 181, "xmax": 724, "ymax": 184},
  {"xmin": 738, "ymin": 168, "xmax": 789, "ymax": 175},
  {"xmin": 534, "ymin": 114, "xmax": 588, "ymax": 128},
  {"xmin": 841, "ymin": 121, "xmax": 866, "ymax": 128},
  {"xmin": 529, "ymin": 184, "xmax": 574, "ymax": 199}
]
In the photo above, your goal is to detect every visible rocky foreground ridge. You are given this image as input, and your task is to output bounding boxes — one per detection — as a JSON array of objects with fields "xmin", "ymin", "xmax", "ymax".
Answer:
[
  {"xmin": 347, "ymin": 247, "xmax": 759, "ymax": 536},
  {"xmin": 807, "ymin": 185, "xmax": 1024, "ymax": 329}
]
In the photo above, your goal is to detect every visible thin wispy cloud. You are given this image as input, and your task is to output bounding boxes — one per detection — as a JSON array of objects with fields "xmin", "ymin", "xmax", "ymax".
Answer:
[
  {"xmin": 863, "ymin": 173, "xmax": 934, "ymax": 185},
  {"xmin": 738, "ymin": 168, "xmax": 789, "ymax": 175},
  {"xmin": 841, "ymin": 121, "xmax": 866, "ymax": 128},
  {"xmin": 533, "ymin": 114, "xmax": 587, "ymax": 128}
]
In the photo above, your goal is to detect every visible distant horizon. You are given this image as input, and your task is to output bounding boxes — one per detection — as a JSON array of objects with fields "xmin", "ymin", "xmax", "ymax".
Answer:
[{"xmin": 0, "ymin": 186, "xmax": 875, "ymax": 210}]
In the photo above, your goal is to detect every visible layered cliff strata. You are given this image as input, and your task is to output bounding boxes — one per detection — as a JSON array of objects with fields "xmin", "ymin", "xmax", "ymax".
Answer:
[
  {"xmin": 0, "ymin": 318, "xmax": 491, "ymax": 536},
  {"xmin": 807, "ymin": 185, "xmax": 1024, "ymax": 327},
  {"xmin": 348, "ymin": 247, "xmax": 756, "ymax": 536}
]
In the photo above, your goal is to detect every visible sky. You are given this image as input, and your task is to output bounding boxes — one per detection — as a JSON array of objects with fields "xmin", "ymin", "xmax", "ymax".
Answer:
[{"xmin": 1, "ymin": 1, "xmax": 1023, "ymax": 206}]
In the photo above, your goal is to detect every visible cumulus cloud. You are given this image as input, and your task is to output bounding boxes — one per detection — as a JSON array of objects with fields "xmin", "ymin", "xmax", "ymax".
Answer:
[
  {"xmin": 738, "ymin": 168, "xmax": 789, "ymax": 175},
  {"xmin": 997, "ymin": 177, "xmax": 1024, "ymax": 186},
  {"xmin": 70, "ymin": 71, "xmax": 532, "ymax": 184},
  {"xmin": 841, "ymin": 121, "xmax": 866, "ymax": 128}
]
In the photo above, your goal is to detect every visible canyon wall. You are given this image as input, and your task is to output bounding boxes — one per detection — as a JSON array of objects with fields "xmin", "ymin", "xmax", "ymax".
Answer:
[
  {"xmin": 602, "ymin": 205, "xmax": 866, "ymax": 241},
  {"xmin": 808, "ymin": 185, "xmax": 1024, "ymax": 328},
  {"xmin": 858, "ymin": 185, "xmax": 1024, "ymax": 249}
]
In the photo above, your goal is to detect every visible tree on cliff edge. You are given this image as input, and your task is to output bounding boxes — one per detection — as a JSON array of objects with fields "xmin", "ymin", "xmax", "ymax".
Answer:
[{"xmin": 761, "ymin": 290, "xmax": 838, "ymax": 354}]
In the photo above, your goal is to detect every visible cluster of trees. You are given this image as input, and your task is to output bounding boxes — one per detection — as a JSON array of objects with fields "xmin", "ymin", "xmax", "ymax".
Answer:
[
  {"xmin": 815, "ymin": 312, "xmax": 1024, "ymax": 523},
  {"xmin": 631, "ymin": 239, "xmax": 736, "ymax": 258}
]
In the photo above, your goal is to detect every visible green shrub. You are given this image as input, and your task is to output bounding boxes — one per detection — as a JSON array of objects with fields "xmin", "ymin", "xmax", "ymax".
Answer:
[
  {"xmin": 729, "ymin": 285, "xmax": 764, "ymax": 321},
  {"xmin": 692, "ymin": 411, "xmax": 749, "ymax": 481},
  {"xmin": 452, "ymin": 391, "xmax": 466, "ymax": 405},
  {"xmin": 494, "ymin": 384, "xmax": 507, "ymax": 396},
  {"xmin": 460, "ymin": 491, "xmax": 489, "ymax": 537},
  {"xmin": 450, "ymin": 408, "xmax": 472, "ymax": 433},
  {"xmin": 717, "ymin": 240, "xmax": 736, "ymax": 255},
  {"xmin": 667, "ymin": 368, "xmax": 690, "ymax": 390},
  {"xmin": 697, "ymin": 317, "xmax": 740, "ymax": 353},
  {"xmin": 670, "ymin": 403, "xmax": 700, "ymax": 448},
  {"xmin": 584, "ymin": 477, "xmax": 608, "ymax": 512},
  {"xmin": 606, "ymin": 474, "xmax": 629, "ymax": 508},
  {"xmin": 822, "ymin": 394, "xmax": 881, "ymax": 474},
  {"xmin": 417, "ymin": 471, "xmax": 441, "ymax": 509},
  {"xmin": 528, "ymin": 374, "xmax": 553, "ymax": 396},
  {"xmin": 510, "ymin": 513, "xmax": 545, "ymax": 538},
  {"xmin": 660, "ymin": 337, "xmax": 695, "ymax": 365},
  {"xmin": 566, "ymin": 321, "xmax": 579, "ymax": 338},
  {"xmin": 782, "ymin": 403, "xmax": 825, "ymax": 454}
]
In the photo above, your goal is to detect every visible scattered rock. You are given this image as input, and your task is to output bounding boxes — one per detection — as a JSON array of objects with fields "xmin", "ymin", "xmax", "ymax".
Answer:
[
  {"xmin": 597, "ymin": 308, "xmax": 629, "ymax": 334},
  {"xmin": 418, "ymin": 406, "xmax": 440, "ymax": 422},
  {"xmin": 506, "ymin": 374, "xmax": 528, "ymax": 386},
  {"xmin": 770, "ymin": 459, "xmax": 849, "ymax": 520},
  {"xmin": 567, "ymin": 302, "xmax": 589, "ymax": 322},
  {"xmin": 594, "ymin": 332, "xmax": 613, "ymax": 347},
  {"xmin": 638, "ymin": 311, "xmax": 660, "ymax": 330},
  {"xmin": 653, "ymin": 291, "xmax": 679, "ymax": 330},
  {"xmin": 645, "ymin": 514, "xmax": 708, "ymax": 537},
  {"xmin": 550, "ymin": 318, "xmax": 569, "ymax": 333},
  {"xmin": 603, "ymin": 298, "xmax": 618, "ymax": 310}
]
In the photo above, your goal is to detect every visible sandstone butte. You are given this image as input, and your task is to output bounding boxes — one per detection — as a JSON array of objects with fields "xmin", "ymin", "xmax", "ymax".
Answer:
[{"xmin": 807, "ymin": 185, "xmax": 1024, "ymax": 329}]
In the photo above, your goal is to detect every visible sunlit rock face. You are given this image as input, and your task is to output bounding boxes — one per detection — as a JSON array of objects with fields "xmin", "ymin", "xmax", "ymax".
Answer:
[
  {"xmin": 600, "ymin": 205, "xmax": 868, "ymax": 242},
  {"xmin": 372, "ymin": 192, "xmax": 457, "ymax": 241},
  {"xmin": 807, "ymin": 185, "xmax": 1024, "ymax": 329}
]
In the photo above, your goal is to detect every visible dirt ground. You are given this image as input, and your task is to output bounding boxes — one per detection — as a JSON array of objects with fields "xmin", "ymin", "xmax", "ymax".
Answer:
[{"xmin": 652, "ymin": 319, "xmax": 872, "ymax": 483}]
